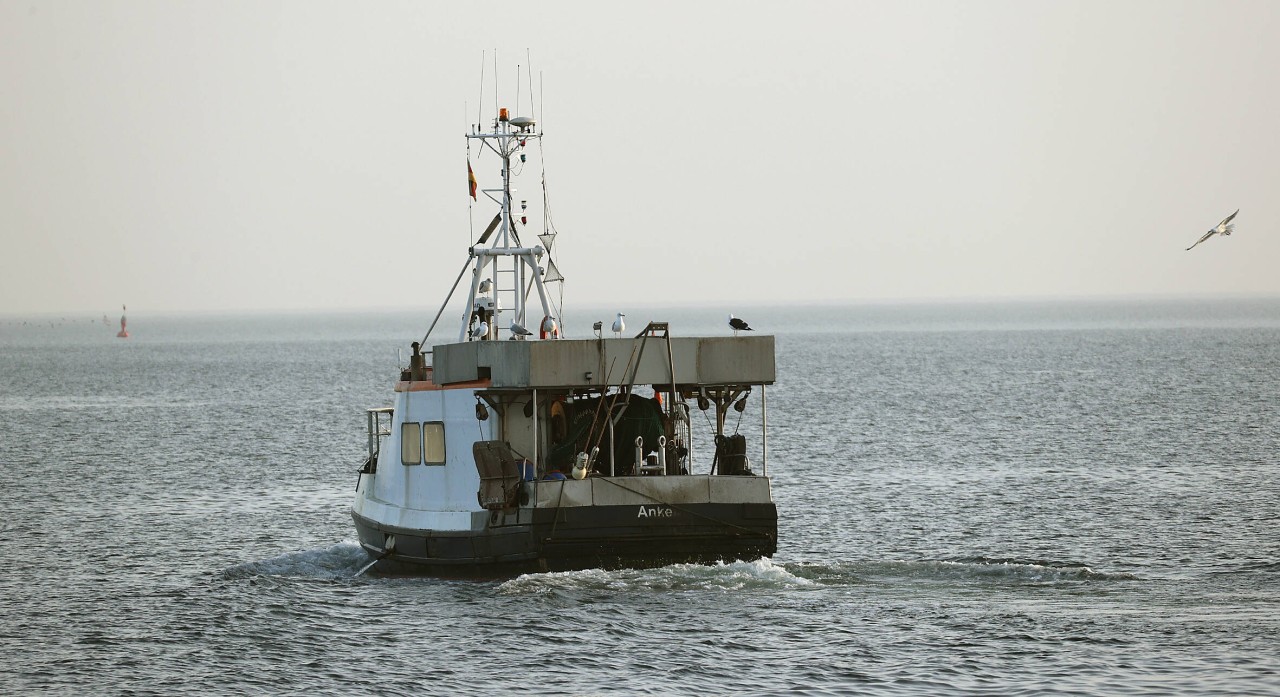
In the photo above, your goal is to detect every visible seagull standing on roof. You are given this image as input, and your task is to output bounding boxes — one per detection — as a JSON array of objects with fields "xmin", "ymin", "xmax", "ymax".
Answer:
[
  {"xmin": 1186, "ymin": 209, "xmax": 1239, "ymax": 251},
  {"xmin": 510, "ymin": 320, "xmax": 533, "ymax": 339},
  {"xmin": 728, "ymin": 314, "xmax": 753, "ymax": 336},
  {"xmin": 611, "ymin": 313, "xmax": 626, "ymax": 337}
]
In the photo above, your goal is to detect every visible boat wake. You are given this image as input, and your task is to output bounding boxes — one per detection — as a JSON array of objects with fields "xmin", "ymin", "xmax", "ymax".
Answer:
[
  {"xmin": 498, "ymin": 558, "xmax": 813, "ymax": 595},
  {"xmin": 221, "ymin": 546, "xmax": 1135, "ymax": 589},
  {"xmin": 787, "ymin": 557, "xmax": 1138, "ymax": 584},
  {"xmin": 221, "ymin": 541, "xmax": 372, "ymax": 581}
]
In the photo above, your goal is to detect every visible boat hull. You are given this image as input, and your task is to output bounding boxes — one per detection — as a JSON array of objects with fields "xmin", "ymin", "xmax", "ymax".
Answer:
[{"xmin": 352, "ymin": 501, "xmax": 777, "ymax": 577}]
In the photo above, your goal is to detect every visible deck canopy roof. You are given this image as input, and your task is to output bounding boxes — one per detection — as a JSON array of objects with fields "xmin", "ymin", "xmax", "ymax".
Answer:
[{"xmin": 431, "ymin": 336, "xmax": 775, "ymax": 389}]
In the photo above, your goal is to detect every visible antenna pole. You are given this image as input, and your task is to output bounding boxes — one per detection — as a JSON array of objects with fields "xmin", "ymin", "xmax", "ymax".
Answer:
[
  {"xmin": 527, "ymin": 50, "xmax": 535, "ymax": 117},
  {"xmin": 476, "ymin": 51, "xmax": 485, "ymax": 128}
]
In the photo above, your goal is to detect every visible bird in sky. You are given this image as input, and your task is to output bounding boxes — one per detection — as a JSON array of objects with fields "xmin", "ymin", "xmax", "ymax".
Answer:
[
  {"xmin": 1186, "ymin": 209, "xmax": 1239, "ymax": 251},
  {"xmin": 611, "ymin": 313, "xmax": 626, "ymax": 337},
  {"xmin": 729, "ymin": 314, "xmax": 753, "ymax": 336}
]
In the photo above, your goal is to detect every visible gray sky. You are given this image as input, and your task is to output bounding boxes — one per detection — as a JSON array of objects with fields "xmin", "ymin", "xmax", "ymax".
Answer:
[{"xmin": 2, "ymin": 0, "xmax": 1277, "ymax": 315}]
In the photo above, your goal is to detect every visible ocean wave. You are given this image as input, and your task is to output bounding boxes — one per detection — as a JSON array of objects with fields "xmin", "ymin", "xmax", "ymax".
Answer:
[
  {"xmin": 498, "ymin": 557, "xmax": 814, "ymax": 595},
  {"xmin": 0, "ymin": 395, "xmax": 207, "ymax": 412},
  {"xmin": 1208, "ymin": 560, "xmax": 1280, "ymax": 574},
  {"xmin": 220, "ymin": 541, "xmax": 372, "ymax": 581}
]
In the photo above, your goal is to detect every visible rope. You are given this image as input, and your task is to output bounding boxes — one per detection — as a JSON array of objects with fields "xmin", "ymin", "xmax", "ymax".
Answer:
[{"xmin": 581, "ymin": 357, "xmax": 617, "ymax": 454}]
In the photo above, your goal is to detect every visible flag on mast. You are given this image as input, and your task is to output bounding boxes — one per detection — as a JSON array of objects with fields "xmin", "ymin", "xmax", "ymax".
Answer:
[{"xmin": 467, "ymin": 161, "xmax": 478, "ymax": 200}]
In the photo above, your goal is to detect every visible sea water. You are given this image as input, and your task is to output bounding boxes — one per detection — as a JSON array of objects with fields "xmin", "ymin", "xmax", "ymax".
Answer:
[{"xmin": 1, "ymin": 299, "xmax": 1277, "ymax": 695}]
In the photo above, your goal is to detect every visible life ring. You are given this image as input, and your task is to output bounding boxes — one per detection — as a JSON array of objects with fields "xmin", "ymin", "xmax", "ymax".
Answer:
[{"xmin": 539, "ymin": 315, "xmax": 560, "ymax": 339}]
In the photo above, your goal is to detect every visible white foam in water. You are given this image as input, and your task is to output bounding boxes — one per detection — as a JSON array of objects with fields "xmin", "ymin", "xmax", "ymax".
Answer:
[
  {"xmin": 498, "ymin": 557, "xmax": 814, "ymax": 595},
  {"xmin": 675, "ymin": 558, "xmax": 816, "ymax": 589},
  {"xmin": 222, "ymin": 541, "xmax": 371, "ymax": 580}
]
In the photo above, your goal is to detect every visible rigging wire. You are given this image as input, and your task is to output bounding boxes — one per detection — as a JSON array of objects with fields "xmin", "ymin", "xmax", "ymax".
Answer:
[
  {"xmin": 700, "ymin": 405, "xmax": 716, "ymax": 437},
  {"xmin": 420, "ymin": 258, "xmax": 474, "ymax": 347},
  {"xmin": 537, "ymin": 135, "xmax": 567, "ymax": 330}
]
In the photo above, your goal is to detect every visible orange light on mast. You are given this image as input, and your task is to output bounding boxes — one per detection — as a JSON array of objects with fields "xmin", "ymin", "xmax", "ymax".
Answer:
[{"xmin": 499, "ymin": 108, "xmax": 509, "ymax": 122}]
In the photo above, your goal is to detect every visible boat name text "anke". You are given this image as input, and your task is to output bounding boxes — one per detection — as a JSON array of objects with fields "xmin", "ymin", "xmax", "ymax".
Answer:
[{"xmin": 637, "ymin": 506, "xmax": 673, "ymax": 519}]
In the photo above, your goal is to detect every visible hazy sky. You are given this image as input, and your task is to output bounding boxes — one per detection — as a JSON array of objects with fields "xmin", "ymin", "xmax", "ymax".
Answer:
[{"xmin": 2, "ymin": 0, "xmax": 1277, "ymax": 315}]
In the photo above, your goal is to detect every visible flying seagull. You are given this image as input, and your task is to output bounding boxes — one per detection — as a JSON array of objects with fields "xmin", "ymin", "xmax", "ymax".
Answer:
[
  {"xmin": 729, "ymin": 314, "xmax": 753, "ymax": 336},
  {"xmin": 1186, "ymin": 209, "xmax": 1239, "ymax": 251}
]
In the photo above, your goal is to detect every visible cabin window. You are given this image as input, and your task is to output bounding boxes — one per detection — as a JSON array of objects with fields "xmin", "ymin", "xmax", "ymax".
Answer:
[
  {"xmin": 423, "ymin": 422, "xmax": 446, "ymax": 464},
  {"xmin": 401, "ymin": 422, "xmax": 422, "ymax": 465}
]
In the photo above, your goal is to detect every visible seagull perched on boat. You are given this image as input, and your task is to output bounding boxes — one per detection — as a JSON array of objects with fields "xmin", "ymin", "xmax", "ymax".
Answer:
[
  {"xmin": 611, "ymin": 313, "xmax": 626, "ymax": 337},
  {"xmin": 728, "ymin": 314, "xmax": 753, "ymax": 336},
  {"xmin": 1186, "ymin": 209, "xmax": 1239, "ymax": 251},
  {"xmin": 510, "ymin": 320, "xmax": 533, "ymax": 339},
  {"xmin": 470, "ymin": 321, "xmax": 488, "ymax": 340}
]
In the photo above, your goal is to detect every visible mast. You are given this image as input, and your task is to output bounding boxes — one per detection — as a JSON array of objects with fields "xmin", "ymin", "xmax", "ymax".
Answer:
[{"xmin": 458, "ymin": 106, "xmax": 557, "ymax": 343}]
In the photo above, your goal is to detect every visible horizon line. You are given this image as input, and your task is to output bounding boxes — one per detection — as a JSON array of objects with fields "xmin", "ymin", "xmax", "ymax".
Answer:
[{"xmin": 4, "ymin": 291, "xmax": 1280, "ymax": 319}]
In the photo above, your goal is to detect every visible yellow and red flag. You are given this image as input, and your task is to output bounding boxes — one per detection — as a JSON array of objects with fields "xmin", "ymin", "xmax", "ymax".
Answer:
[{"xmin": 467, "ymin": 160, "xmax": 477, "ymax": 200}]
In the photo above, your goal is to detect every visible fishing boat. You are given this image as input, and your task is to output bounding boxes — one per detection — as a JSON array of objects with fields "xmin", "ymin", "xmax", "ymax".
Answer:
[{"xmin": 351, "ymin": 97, "xmax": 777, "ymax": 576}]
